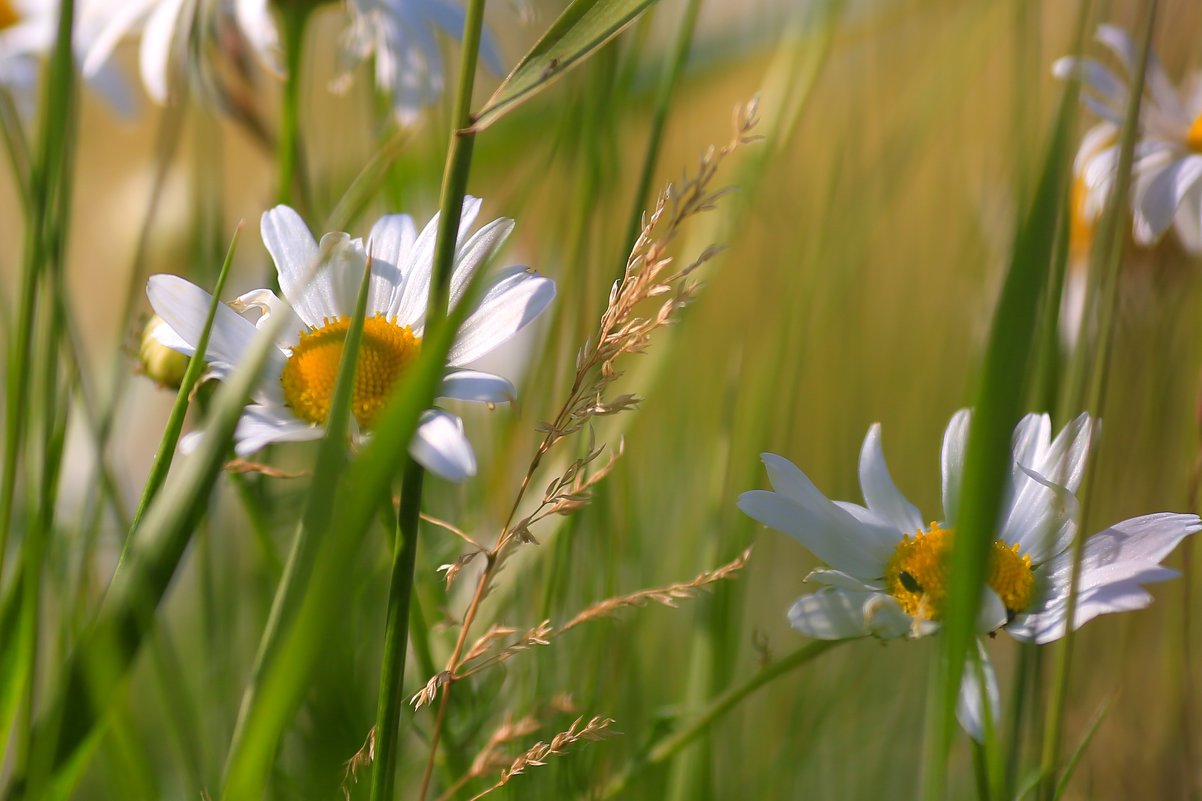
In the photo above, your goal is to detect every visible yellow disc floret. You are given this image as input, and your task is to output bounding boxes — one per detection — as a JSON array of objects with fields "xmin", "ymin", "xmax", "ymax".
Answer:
[
  {"xmin": 281, "ymin": 314, "xmax": 420, "ymax": 430},
  {"xmin": 884, "ymin": 522, "xmax": 1034, "ymax": 623},
  {"xmin": 1187, "ymin": 113, "xmax": 1202, "ymax": 154},
  {"xmin": 0, "ymin": 0, "xmax": 19, "ymax": 29}
]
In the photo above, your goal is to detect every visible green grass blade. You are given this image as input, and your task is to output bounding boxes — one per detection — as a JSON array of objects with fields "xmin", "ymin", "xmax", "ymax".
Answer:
[
  {"xmin": 129, "ymin": 226, "xmax": 242, "ymax": 532},
  {"xmin": 468, "ymin": 0, "xmax": 665, "ymax": 133},
  {"xmin": 218, "ymin": 256, "xmax": 489, "ymax": 799},
  {"xmin": 1052, "ymin": 695, "xmax": 1111, "ymax": 800},
  {"xmin": 219, "ymin": 250, "xmax": 374, "ymax": 799},
  {"xmin": 923, "ymin": 65, "xmax": 1077, "ymax": 801},
  {"xmin": 1, "ymin": 236, "xmax": 300, "ymax": 799}
]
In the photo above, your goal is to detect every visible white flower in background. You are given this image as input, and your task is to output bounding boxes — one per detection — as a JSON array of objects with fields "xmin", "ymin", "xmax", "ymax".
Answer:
[
  {"xmin": 738, "ymin": 410, "xmax": 1200, "ymax": 739},
  {"xmin": 1056, "ymin": 24, "xmax": 1202, "ymax": 254},
  {"xmin": 336, "ymin": 0, "xmax": 504, "ymax": 126},
  {"xmin": 0, "ymin": 0, "xmax": 133, "ymax": 114},
  {"xmin": 146, "ymin": 197, "xmax": 555, "ymax": 481},
  {"xmin": 82, "ymin": 0, "xmax": 261, "ymax": 105}
]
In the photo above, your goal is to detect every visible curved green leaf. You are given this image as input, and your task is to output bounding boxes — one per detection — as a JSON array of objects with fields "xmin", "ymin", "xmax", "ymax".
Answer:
[{"xmin": 469, "ymin": 0, "xmax": 663, "ymax": 132}]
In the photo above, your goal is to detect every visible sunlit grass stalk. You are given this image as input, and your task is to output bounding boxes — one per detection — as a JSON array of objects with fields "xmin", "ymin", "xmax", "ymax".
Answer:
[
  {"xmin": 1038, "ymin": 5, "xmax": 1159, "ymax": 799},
  {"xmin": 601, "ymin": 640, "xmax": 843, "ymax": 798},
  {"xmin": 221, "ymin": 257, "xmax": 374, "ymax": 797},
  {"xmin": 619, "ymin": 0, "xmax": 702, "ymax": 267},
  {"xmin": 394, "ymin": 0, "xmax": 489, "ymax": 794},
  {"xmin": 2, "ymin": 232, "xmax": 286, "ymax": 800},
  {"xmin": 276, "ymin": 4, "xmax": 312, "ymax": 211},
  {"xmin": 368, "ymin": 459, "xmax": 424, "ymax": 801},
  {"xmin": 218, "ymin": 262, "xmax": 487, "ymax": 798},
  {"xmin": 0, "ymin": 88, "xmax": 31, "ymax": 213},
  {"xmin": 922, "ymin": 55, "xmax": 1077, "ymax": 801},
  {"xmin": 0, "ymin": 0, "xmax": 76, "ymax": 589},
  {"xmin": 127, "ymin": 228, "xmax": 241, "ymax": 534}
]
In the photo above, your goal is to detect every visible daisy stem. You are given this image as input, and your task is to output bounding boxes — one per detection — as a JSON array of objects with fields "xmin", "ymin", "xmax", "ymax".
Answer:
[
  {"xmin": 368, "ymin": 459, "xmax": 423, "ymax": 801},
  {"xmin": 599, "ymin": 640, "xmax": 843, "ymax": 798},
  {"xmin": 1039, "ymin": 5, "xmax": 1158, "ymax": 798},
  {"xmin": 619, "ymin": 0, "xmax": 702, "ymax": 273},
  {"xmin": 415, "ymin": 0, "xmax": 488, "ymax": 795}
]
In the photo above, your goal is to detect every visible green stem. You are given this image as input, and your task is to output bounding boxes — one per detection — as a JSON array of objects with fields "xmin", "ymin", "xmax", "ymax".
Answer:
[
  {"xmin": 128, "ymin": 228, "xmax": 241, "ymax": 534},
  {"xmin": 369, "ymin": 460, "xmax": 424, "ymax": 801},
  {"xmin": 600, "ymin": 640, "xmax": 841, "ymax": 798},
  {"xmin": 415, "ymin": 2, "xmax": 487, "ymax": 796},
  {"xmin": 1038, "ymin": 3, "xmax": 1158, "ymax": 797},
  {"xmin": 619, "ymin": 0, "xmax": 702, "ymax": 271},
  {"xmin": 276, "ymin": 6, "xmax": 310, "ymax": 212}
]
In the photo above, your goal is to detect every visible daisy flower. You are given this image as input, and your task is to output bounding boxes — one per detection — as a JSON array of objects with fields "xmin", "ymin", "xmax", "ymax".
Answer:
[
  {"xmin": 1056, "ymin": 24, "xmax": 1202, "ymax": 254},
  {"xmin": 738, "ymin": 410, "xmax": 1200, "ymax": 736},
  {"xmin": 146, "ymin": 197, "xmax": 555, "ymax": 482},
  {"xmin": 0, "ymin": 0, "xmax": 132, "ymax": 114},
  {"xmin": 335, "ymin": 0, "xmax": 504, "ymax": 126},
  {"xmin": 82, "ymin": 0, "xmax": 265, "ymax": 106}
]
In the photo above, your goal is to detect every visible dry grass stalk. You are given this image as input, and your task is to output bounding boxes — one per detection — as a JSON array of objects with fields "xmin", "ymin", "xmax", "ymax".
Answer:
[
  {"xmin": 464, "ymin": 716, "xmax": 616, "ymax": 801},
  {"xmin": 223, "ymin": 458, "xmax": 308, "ymax": 479},
  {"xmin": 409, "ymin": 548, "xmax": 752, "ymax": 702},
  {"xmin": 415, "ymin": 100, "xmax": 761, "ymax": 797},
  {"xmin": 341, "ymin": 726, "xmax": 376, "ymax": 800}
]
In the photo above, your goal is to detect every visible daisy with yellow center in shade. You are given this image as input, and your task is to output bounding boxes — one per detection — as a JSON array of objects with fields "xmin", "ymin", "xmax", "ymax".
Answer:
[
  {"xmin": 1056, "ymin": 24, "xmax": 1202, "ymax": 254},
  {"xmin": 739, "ymin": 409, "xmax": 1200, "ymax": 739},
  {"xmin": 146, "ymin": 197, "xmax": 555, "ymax": 482}
]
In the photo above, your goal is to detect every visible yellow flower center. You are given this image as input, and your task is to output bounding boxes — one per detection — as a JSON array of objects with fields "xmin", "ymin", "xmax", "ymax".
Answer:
[
  {"xmin": 883, "ymin": 522, "xmax": 1035, "ymax": 623},
  {"xmin": 1069, "ymin": 174, "xmax": 1093, "ymax": 265},
  {"xmin": 1188, "ymin": 112, "xmax": 1202, "ymax": 153},
  {"xmin": 0, "ymin": 0, "xmax": 19, "ymax": 29},
  {"xmin": 281, "ymin": 315, "xmax": 420, "ymax": 430}
]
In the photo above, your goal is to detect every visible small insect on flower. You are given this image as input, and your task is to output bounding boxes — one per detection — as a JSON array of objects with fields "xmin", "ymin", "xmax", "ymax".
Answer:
[
  {"xmin": 146, "ymin": 198, "xmax": 555, "ymax": 481},
  {"xmin": 739, "ymin": 410, "xmax": 1200, "ymax": 739}
]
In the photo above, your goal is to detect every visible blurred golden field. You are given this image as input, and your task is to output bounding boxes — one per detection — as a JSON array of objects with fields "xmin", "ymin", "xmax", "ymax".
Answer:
[{"xmin": 4, "ymin": 0, "xmax": 1202, "ymax": 798}]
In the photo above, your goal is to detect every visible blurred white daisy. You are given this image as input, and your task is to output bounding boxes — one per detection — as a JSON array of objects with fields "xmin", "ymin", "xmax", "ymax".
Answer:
[
  {"xmin": 1056, "ymin": 24, "xmax": 1202, "ymax": 253},
  {"xmin": 739, "ymin": 410, "xmax": 1200, "ymax": 737},
  {"xmin": 0, "ymin": 0, "xmax": 133, "ymax": 114},
  {"xmin": 335, "ymin": 0, "xmax": 504, "ymax": 126},
  {"xmin": 82, "ymin": 0, "xmax": 270, "ymax": 106},
  {"xmin": 146, "ymin": 197, "xmax": 555, "ymax": 481}
]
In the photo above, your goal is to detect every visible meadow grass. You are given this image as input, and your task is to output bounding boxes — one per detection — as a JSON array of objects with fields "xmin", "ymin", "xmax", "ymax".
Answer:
[{"xmin": 2, "ymin": 0, "xmax": 1202, "ymax": 799}]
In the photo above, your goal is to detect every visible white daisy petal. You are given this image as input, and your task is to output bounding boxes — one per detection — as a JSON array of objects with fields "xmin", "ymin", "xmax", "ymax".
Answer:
[
  {"xmin": 394, "ymin": 197, "xmax": 484, "ymax": 328},
  {"xmin": 956, "ymin": 642, "xmax": 1000, "ymax": 744},
  {"xmin": 450, "ymin": 217, "xmax": 515, "ymax": 310},
  {"xmin": 146, "ymin": 275, "xmax": 285, "ymax": 389},
  {"xmin": 1173, "ymin": 171, "xmax": 1202, "ymax": 254},
  {"xmin": 859, "ymin": 423, "xmax": 923, "ymax": 533},
  {"xmin": 233, "ymin": 406, "xmax": 323, "ymax": 456},
  {"xmin": 1073, "ymin": 513, "xmax": 1201, "ymax": 580},
  {"xmin": 410, "ymin": 409, "xmax": 477, "ymax": 482},
  {"xmin": 740, "ymin": 454, "xmax": 901, "ymax": 577},
  {"xmin": 235, "ymin": 0, "xmax": 281, "ymax": 73},
  {"xmin": 787, "ymin": 588, "xmax": 898, "ymax": 640},
  {"xmin": 941, "ymin": 408, "xmax": 971, "ymax": 525},
  {"xmin": 261, "ymin": 205, "xmax": 329, "ymax": 327},
  {"xmin": 317, "ymin": 232, "xmax": 370, "ymax": 318},
  {"xmin": 447, "ymin": 266, "xmax": 556, "ymax": 366},
  {"xmin": 976, "ymin": 589, "xmax": 1007, "ymax": 634},
  {"xmin": 805, "ymin": 568, "xmax": 884, "ymax": 592},
  {"xmin": 438, "ymin": 370, "xmax": 515, "ymax": 404},
  {"xmin": 366, "ymin": 213, "xmax": 417, "ymax": 314},
  {"xmin": 139, "ymin": 0, "xmax": 186, "ymax": 104}
]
